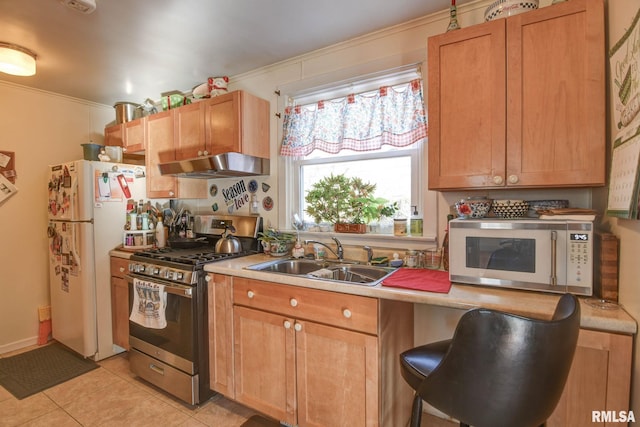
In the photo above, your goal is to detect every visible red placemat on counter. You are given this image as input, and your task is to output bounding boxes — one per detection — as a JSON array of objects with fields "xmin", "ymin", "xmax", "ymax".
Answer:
[{"xmin": 382, "ymin": 268, "xmax": 451, "ymax": 293}]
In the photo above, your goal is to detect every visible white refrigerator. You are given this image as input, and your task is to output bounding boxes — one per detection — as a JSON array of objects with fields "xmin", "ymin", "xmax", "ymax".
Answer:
[{"xmin": 47, "ymin": 160, "xmax": 146, "ymax": 360}]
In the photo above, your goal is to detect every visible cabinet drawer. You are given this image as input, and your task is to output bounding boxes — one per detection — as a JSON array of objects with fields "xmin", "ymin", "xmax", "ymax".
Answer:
[
  {"xmin": 110, "ymin": 257, "xmax": 129, "ymax": 279},
  {"xmin": 233, "ymin": 278, "xmax": 378, "ymax": 335}
]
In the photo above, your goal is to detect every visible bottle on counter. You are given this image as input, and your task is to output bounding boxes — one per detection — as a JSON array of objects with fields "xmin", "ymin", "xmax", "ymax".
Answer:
[
  {"xmin": 156, "ymin": 215, "xmax": 166, "ymax": 248},
  {"xmin": 409, "ymin": 205, "xmax": 423, "ymax": 236},
  {"xmin": 442, "ymin": 214, "xmax": 454, "ymax": 271}
]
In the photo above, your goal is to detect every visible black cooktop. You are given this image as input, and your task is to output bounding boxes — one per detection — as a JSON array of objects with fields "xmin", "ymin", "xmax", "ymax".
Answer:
[{"xmin": 132, "ymin": 246, "xmax": 258, "ymax": 267}]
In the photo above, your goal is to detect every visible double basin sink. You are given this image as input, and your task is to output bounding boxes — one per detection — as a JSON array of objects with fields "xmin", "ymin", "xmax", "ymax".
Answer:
[{"xmin": 246, "ymin": 258, "xmax": 395, "ymax": 286}]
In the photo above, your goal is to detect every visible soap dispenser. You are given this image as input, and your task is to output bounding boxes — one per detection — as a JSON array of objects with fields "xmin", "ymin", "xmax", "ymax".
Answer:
[{"xmin": 409, "ymin": 205, "xmax": 423, "ymax": 236}]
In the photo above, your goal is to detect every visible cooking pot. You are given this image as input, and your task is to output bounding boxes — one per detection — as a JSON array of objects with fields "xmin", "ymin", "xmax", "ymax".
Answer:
[
  {"xmin": 215, "ymin": 225, "xmax": 242, "ymax": 254},
  {"xmin": 114, "ymin": 101, "xmax": 143, "ymax": 124}
]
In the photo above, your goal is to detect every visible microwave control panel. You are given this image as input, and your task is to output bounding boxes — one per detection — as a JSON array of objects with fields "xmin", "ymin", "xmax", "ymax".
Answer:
[{"xmin": 567, "ymin": 232, "xmax": 592, "ymax": 285}]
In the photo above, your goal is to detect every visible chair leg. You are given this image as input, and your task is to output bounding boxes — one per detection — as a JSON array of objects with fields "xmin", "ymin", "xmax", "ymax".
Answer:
[{"xmin": 410, "ymin": 392, "xmax": 422, "ymax": 427}]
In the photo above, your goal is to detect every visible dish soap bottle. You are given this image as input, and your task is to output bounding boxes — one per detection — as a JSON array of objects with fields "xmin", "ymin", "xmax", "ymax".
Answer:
[
  {"xmin": 442, "ymin": 214, "xmax": 454, "ymax": 271},
  {"xmin": 410, "ymin": 205, "xmax": 423, "ymax": 236}
]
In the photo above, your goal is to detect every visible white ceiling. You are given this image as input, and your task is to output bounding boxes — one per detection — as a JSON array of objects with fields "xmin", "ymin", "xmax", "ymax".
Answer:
[{"xmin": 0, "ymin": 0, "xmax": 464, "ymax": 106}]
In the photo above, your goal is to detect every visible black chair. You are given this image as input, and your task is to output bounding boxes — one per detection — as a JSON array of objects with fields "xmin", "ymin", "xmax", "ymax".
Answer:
[{"xmin": 399, "ymin": 293, "xmax": 580, "ymax": 427}]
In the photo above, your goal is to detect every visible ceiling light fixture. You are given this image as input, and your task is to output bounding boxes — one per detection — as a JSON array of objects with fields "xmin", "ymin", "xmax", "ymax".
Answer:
[
  {"xmin": 60, "ymin": 0, "xmax": 97, "ymax": 14},
  {"xmin": 0, "ymin": 42, "xmax": 37, "ymax": 76}
]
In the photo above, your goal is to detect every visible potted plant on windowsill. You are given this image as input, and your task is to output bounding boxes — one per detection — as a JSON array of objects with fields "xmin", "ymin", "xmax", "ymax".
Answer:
[{"xmin": 304, "ymin": 174, "xmax": 398, "ymax": 234}]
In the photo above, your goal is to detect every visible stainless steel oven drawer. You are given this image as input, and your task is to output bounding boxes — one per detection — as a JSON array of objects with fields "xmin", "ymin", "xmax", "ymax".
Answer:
[{"xmin": 129, "ymin": 348, "xmax": 199, "ymax": 405}]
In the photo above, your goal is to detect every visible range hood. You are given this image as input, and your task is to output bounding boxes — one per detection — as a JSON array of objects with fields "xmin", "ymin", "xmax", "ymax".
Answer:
[{"xmin": 159, "ymin": 152, "xmax": 270, "ymax": 179}]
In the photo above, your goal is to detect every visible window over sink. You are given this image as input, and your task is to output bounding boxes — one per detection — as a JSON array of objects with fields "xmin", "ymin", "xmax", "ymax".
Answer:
[{"xmin": 277, "ymin": 68, "xmax": 438, "ymax": 246}]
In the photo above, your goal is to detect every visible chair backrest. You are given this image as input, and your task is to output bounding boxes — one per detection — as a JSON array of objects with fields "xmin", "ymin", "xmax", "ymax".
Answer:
[{"xmin": 420, "ymin": 293, "xmax": 580, "ymax": 427}]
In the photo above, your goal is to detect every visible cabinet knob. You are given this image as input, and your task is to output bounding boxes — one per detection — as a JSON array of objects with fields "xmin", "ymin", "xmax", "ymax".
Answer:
[
  {"xmin": 284, "ymin": 320, "xmax": 291, "ymax": 329},
  {"xmin": 342, "ymin": 309, "xmax": 352, "ymax": 319},
  {"xmin": 290, "ymin": 298, "xmax": 298, "ymax": 307},
  {"xmin": 169, "ymin": 191, "xmax": 175, "ymax": 197},
  {"xmin": 492, "ymin": 175, "xmax": 504, "ymax": 185},
  {"xmin": 119, "ymin": 267, "xmax": 125, "ymax": 273},
  {"xmin": 203, "ymin": 150, "xmax": 209, "ymax": 156},
  {"xmin": 294, "ymin": 323, "xmax": 302, "ymax": 332},
  {"xmin": 247, "ymin": 290, "xmax": 255, "ymax": 299},
  {"xmin": 205, "ymin": 276, "xmax": 211, "ymax": 282},
  {"xmin": 508, "ymin": 174, "xmax": 519, "ymax": 184},
  {"xmin": 197, "ymin": 150, "xmax": 203, "ymax": 156}
]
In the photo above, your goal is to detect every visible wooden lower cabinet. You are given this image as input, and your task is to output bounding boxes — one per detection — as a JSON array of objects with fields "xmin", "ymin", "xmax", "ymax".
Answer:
[
  {"xmin": 110, "ymin": 256, "xmax": 129, "ymax": 350},
  {"xmin": 207, "ymin": 274, "xmax": 235, "ymax": 398},
  {"xmin": 208, "ymin": 275, "xmax": 414, "ymax": 426},
  {"xmin": 548, "ymin": 329, "xmax": 632, "ymax": 427}
]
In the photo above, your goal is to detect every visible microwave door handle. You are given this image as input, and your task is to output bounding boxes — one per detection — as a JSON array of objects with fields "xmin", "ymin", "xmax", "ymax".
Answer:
[{"xmin": 550, "ymin": 230, "xmax": 557, "ymax": 286}]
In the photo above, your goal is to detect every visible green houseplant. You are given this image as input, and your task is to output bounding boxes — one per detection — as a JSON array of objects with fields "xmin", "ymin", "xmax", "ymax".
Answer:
[{"xmin": 304, "ymin": 173, "xmax": 398, "ymax": 233}]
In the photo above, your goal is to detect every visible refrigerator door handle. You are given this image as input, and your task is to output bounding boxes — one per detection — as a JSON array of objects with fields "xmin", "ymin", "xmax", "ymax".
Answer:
[{"xmin": 71, "ymin": 223, "xmax": 82, "ymax": 271}]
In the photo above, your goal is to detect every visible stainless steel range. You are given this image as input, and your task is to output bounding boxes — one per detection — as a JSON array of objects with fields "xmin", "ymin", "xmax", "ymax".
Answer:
[{"xmin": 126, "ymin": 214, "xmax": 261, "ymax": 405}]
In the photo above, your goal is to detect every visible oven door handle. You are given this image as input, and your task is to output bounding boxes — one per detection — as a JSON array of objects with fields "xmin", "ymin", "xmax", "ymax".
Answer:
[{"xmin": 127, "ymin": 276, "xmax": 193, "ymax": 298}]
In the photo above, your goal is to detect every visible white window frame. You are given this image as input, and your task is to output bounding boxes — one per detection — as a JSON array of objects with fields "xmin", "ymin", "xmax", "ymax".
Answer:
[{"xmin": 276, "ymin": 68, "xmax": 439, "ymax": 250}]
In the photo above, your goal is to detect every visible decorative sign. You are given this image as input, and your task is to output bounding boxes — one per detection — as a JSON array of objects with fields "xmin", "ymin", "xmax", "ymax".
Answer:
[{"xmin": 222, "ymin": 180, "xmax": 250, "ymax": 213}]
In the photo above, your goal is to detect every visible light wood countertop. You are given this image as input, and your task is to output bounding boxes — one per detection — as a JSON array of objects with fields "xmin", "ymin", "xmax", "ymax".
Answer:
[{"xmin": 110, "ymin": 250, "xmax": 636, "ymax": 335}]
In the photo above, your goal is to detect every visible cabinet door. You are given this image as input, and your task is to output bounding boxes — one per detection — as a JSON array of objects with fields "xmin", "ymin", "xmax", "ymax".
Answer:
[
  {"xmin": 296, "ymin": 320, "xmax": 378, "ymax": 427},
  {"xmin": 548, "ymin": 329, "xmax": 632, "ymax": 427},
  {"xmin": 204, "ymin": 91, "xmax": 240, "ymax": 156},
  {"xmin": 110, "ymin": 275, "xmax": 129, "ymax": 350},
  {"xmin": 233, "ymin": 305, "xmax": 296, "ymax": 425},
  {"xmin": 104, "ymin": 124, "xmax": 124, "ymax": 147},
  {"xmin": 123, "ymin": 117, "xmax": 146, "ymax": 153},
  {"xmin": 174, "ymin": 102, "xmax": 205, "ymax": 160},
  {"xmin": 204, "ymin": 91, "xmax": 271, "ymax": 159},
  {"xmin": 146, "ymin": 111, "xmax": 177, "ymax": 198},
  {"xmin": 110, "ymin": 257, "xmax": 129, "ymax": 350},
  {"xmin": 428, "ymin": 19, "xmax": 506, "ymax": 190},
  {"xmin": 506, "ymin": 0, "xmax": 605, "ymax": 187},
  {"xmin": 208, "ymin": 274, "xmax": 235, "ymax": 398}
]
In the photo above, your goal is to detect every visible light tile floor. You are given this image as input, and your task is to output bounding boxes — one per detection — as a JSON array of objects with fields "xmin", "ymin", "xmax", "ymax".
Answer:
[{"xmin": 0, "ymin": 345, "xmax": 455, "ymax": 427}]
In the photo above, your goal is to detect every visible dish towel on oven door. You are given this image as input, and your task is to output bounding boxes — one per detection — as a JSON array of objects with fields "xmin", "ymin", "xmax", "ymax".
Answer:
[{"xmin": 130, "ymin": 278, "xmax": 167, "ymax": 329}]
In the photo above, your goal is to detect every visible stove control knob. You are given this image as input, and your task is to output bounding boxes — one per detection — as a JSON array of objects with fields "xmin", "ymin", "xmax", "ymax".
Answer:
[
  {"xmin": 152, "ymin": 268, "xmax": 160, "ymax": 275},
  {"xmin": 166, "ymin": 271, "xmax": 174, "ymax": 280},
  {"xmin": 176, "ymin": 272, "xmax": 184, "ymax": 280}
]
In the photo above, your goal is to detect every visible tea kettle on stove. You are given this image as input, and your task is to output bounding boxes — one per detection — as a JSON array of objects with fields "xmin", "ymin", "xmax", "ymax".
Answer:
[{"xmin": 215, "ymin": 224, "xmax": 242, "ymax": 253}]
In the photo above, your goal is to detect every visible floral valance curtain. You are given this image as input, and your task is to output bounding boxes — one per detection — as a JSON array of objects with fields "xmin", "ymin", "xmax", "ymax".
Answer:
[{"xmin": 280, "ymin": 78, "xmax": 428, "ymax": 157}]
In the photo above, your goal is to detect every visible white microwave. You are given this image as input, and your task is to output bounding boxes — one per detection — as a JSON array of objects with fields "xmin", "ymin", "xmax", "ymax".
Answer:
[{"xmin": 449, "ymin": 218, "xmax": 593, "ymax": 296}]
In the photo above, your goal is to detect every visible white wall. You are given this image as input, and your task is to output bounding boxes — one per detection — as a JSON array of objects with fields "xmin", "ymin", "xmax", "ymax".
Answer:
[{"xmin": 0, "ymin": 81, "xmax": 112, "ymax": 352}]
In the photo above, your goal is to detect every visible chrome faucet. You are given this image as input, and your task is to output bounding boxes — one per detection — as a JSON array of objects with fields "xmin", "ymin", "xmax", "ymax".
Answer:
[
  {"xmin": 304, "ymin": 237, "xmax": 344, "ymax": 261},
  {"xmin": 363, "ymin": 246, "xmax": 373, "ymax": 264}
]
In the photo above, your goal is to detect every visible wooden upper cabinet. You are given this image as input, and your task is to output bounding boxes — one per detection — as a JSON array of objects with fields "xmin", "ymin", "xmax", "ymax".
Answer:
[
  {"xmin": 146, "ymin": 110, "xmax": 207, "ymax": 199},
  {"xmin": 105, "ymin": 118, "xmax": 146, "ymax": 153},
  {"xmin": 146, "ymin": 111, "xmax": 177, "ymax": 198},
  {"xmin": 175, "ymin": 90, "xmax": 270, "ymax": 161},
  {"xmin": 203, "ymin": 90, "xmax": 270, "ymax": 159},
  {"xmin": 123, "ymin": 117, "xmax": 146, "ymax": 153},
  {"xmin": 428, "ymin": 20, "xmax": 506, "ymax": 189},
  {"xmin": 104, "ymin": 123, "xmax": 124, "ymax": 147},
  {"xmin": 428, "ymin": 0, "xmax": 605, "ymax": 190},
  {"xmin": 174, "ymin": 102, "xmax": 206, "ymax": 160}
]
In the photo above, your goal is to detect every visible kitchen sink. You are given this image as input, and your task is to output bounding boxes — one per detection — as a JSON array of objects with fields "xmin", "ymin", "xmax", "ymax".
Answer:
[{"xmin": 246, "ymin": 258, "xmax": 395, "ymax": 286}]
